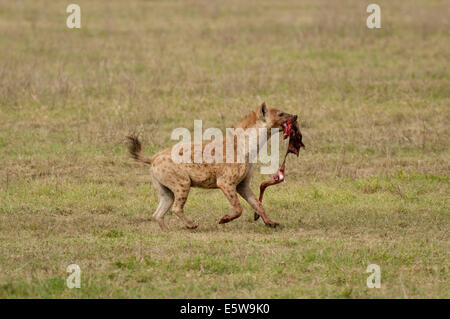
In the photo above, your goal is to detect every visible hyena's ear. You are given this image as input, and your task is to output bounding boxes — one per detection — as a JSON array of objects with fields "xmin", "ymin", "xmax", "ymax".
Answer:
[{"xmin": 259, "ymin": 102, "xmax": 267, "ymax": 121}]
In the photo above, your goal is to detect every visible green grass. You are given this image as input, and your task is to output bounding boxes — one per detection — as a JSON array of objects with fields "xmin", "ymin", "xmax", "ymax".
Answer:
[{"xmin": 0, "ymin": 0, "xmax": 449, "ymax": 298}]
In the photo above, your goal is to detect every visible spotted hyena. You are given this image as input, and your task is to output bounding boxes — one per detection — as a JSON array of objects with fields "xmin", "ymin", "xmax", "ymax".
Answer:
[{"xmin": 127, "ymin": 102, "xmax": 298, "ymax": 231}]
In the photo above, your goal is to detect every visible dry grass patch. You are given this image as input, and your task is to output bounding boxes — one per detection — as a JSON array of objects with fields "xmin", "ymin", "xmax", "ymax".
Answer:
[{"xmin": 0, "ymin": 0, "xmax": 448, "ymax": 298}]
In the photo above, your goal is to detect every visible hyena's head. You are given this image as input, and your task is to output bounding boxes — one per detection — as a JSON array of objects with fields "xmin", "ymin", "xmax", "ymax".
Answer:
[{"xmin": 256, "ymin": 102, "xmax": 298, "ymax": 130}]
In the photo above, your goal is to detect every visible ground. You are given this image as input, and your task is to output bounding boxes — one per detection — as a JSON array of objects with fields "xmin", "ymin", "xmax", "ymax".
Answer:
[{"xmin": 0, "ymin": 0, "xmax": 448, "ymax": 298}]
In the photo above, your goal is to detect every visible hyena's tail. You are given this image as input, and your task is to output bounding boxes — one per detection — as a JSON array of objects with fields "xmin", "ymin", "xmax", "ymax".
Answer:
[{"xmin": 126, "ymin": 134, "xmax": 153, "ymax": 165}]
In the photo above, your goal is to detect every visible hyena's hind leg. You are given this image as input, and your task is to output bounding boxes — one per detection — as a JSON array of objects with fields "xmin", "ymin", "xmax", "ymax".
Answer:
[
  {"xmin": 171, "ymin": 183, "xmax": 198, "ymax": 229},
  {"xmin": 159, "ymin": 172, "xmax": 198, "ymax": 229},
  {"xmin": 152, "ymin": 177, "xmax": 174, "ymax": 231}
]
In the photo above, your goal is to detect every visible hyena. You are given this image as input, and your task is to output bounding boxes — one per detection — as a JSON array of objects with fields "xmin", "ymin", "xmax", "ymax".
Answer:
[{"xmin": 127, "ymin": 102, "xmax": 298, "ymax": 231}]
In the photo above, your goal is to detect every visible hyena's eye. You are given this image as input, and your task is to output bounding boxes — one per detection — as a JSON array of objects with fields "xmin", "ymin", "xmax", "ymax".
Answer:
[{"xmin": 279, "ymin": 112, "xmax": 285, "ymax": 117}]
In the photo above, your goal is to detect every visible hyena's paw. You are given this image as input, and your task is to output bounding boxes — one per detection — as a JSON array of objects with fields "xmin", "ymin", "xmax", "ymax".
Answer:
[
  {"xmin": 254, "ymin": 212, "xmax": 260, "ymax": 221},
  {"xmin": 155, "ymin": 219, "xmax": 170, "ymax": 232},
  {"xmin": 186, "ymin": 221, "xmax": 198, "ymax": 229},
  {"xmin": 219, "ymin": 215, "xmax": 232, "ymax": 224},
  {"xmin": 264, "ymin": 219, "xmax": 279, "ymax": 228}
]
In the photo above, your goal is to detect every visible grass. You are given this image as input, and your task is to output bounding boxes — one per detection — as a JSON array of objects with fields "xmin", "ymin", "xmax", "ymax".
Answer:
[{"xmin": 0, "ymin": 0, "xmax": 449, "ymax": 298}]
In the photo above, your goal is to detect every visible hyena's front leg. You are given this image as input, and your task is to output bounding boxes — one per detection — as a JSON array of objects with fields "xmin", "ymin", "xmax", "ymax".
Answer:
[
  {"xmin": 217, "ymin": 182, "xmax": 243, "ymax": 224},
  {"xmin": 237, "ymin": 183, "xmax": 279, "ymax": 227}
]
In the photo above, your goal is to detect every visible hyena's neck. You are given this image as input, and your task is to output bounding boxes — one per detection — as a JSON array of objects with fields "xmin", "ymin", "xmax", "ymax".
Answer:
[
  {"xmin": 235, "ymin": 110, "xmax": 258, "ymax": 130},
  {"xmin": 232, "ymin": 111, "xmax": 275, "ymax": 157}
]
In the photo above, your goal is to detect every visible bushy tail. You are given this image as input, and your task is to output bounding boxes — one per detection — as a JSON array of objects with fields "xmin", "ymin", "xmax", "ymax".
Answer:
[{"xmin": 126, "ymin": 134, "xmax": 153, "ymax": 165}]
